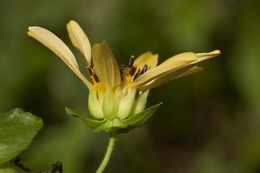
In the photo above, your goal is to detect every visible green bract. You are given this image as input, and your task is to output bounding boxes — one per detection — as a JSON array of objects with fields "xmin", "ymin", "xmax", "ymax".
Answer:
[
  {"xmin": 66, "ymin": 102, "xmax": 162, "ymax": 133},
  {"xmin": 0, "ymin": 108, "xmax": 43, "ymax": 164}
]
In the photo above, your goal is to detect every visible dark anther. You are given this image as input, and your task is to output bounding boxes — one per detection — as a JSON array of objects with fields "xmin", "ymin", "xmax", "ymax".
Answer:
[
  {"xmin": 128, "ymin": 56, "xmax": 135, "ymax": 67},
  {"xmin": 129, "ymin": 65, "xmax": 137, "ymax": 76},
  {"xmin": 93, "ymin": 73, "xmax": 99, "ymax": 82},
  {"xmin": 120, "ymin": 68, "xmax": 124, "ymax": 80},
  {"xmin": 120, "ymin": 67, "xmax": 124, "ymax": 77},
  {"xmin": 134, "ymin": 69, "xmax": 141, "ymax": 80},
  {"xmin": 87, "ymin": 66, "xmax": 93, "ymax": 76},
  {"xmin": 120, "ymin": 65, "xmax": 126, "ymax": 72},
  {"xmin": 140, "ymin": 64, "xmax": 148, "ymax": 75},
  {"xmin": 120, "ymin": 68, "xmax": 124, "ymax": 75}
]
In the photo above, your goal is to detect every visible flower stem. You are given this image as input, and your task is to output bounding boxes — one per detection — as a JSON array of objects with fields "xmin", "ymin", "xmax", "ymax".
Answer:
[{"xmin": 96, "ymin": 134, "xmax": 116, "ymax": 173}]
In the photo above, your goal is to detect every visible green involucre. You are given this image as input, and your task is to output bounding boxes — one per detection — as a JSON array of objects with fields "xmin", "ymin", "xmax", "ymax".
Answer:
[
  {"xmin": 88, "ymin": 90, "xmax": 104, "ymax": 119},
  {"xmin": 102, "ymin": 86, "xmax": 118, "ymax": 120},
  {"xmin": 67, "ymin": 102, "xmax": 162, "ymax": 133}
]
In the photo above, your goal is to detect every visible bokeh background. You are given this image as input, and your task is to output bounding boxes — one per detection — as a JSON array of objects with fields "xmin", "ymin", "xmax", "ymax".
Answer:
[{"xmin": 1, "ymin": 0, "xmax": 260, "ymax": 172}]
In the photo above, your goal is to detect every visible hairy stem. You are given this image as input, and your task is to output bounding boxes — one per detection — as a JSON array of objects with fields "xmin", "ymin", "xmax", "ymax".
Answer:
[{"xmin": 96, "ymin": 135, "xmax": 116, "ymax": 173}]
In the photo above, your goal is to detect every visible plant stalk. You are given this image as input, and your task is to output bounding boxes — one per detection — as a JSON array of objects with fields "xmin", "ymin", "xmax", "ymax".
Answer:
[{"xmin": 96, "ymin": 134, "xmax": 116, "ymax": 173}]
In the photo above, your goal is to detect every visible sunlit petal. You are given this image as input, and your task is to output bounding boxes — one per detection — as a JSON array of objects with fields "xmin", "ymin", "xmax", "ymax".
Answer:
[
  {"xmin": 27, "ymin": 26, "xmax": 92, "ymax": 89},
  {"xmin": 194, "ymin": 50, "xmax": 221, "ymax": 63},
  {"xmin": 130, "ymin": 52, "xmax": 197, "ymax": 88},
  {"xmin": 173, "ymin": 66, "xmax": 203, "ymax": 79},
  {"xmin": 67, "ymin": 20, "xmax": 92, "ymax": 65},
  {"xmin": 140, "ymin": 66, "xmax": 203, "ymax": 90},
  {"xmin": 92, "ymin": 41, "xmax": 121, "ymax": 87},
  {"xmin": 134, "ymin": 52, "xmax": 158, "ymax": 70}
]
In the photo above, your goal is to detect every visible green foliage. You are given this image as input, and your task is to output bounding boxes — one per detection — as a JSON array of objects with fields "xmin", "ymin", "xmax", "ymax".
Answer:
[
  {"xmin": 0, "ymin": 163, "xmax": 16, "ymax": 173},
  {"xmin": 22, "ymin": 118, "xmax": 93, "ymax": 173},
  {"xmin": 0, "ymin": 168, "xmax": 15, "ymax": 173},
  {"xmin": 0, "ymin": 108, "xmax": 43, "ymax": 164}
]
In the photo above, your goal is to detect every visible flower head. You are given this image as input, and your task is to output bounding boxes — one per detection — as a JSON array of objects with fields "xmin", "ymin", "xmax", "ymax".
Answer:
[{"xmin": 27, "ymin": 20, "xmax": 220, "ymax": 132}]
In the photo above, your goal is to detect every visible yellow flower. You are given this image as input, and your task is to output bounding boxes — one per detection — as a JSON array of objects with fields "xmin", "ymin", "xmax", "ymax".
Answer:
[{"xmin": 27, "ymin": 20, "xmax": 220, "ymax": 132}]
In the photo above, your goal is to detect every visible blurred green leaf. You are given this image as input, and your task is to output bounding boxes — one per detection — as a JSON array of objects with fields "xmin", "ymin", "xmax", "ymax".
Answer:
[
  {"xmin": 22, "ymin": 118, "xmax": 95, "ymax": 173},
  {"xmin": 0, "ymin": 168, "xmax": 15, "ymax": 173},
  {"xmin": 0, "ymin": 108, "xmax": 43, "ymax": 164}
]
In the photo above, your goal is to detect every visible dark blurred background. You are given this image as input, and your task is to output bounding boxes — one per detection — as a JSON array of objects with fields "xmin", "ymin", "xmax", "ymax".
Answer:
[{"xmin": 1, "ymin": 0, "xmax": 260, "ymax": 172}]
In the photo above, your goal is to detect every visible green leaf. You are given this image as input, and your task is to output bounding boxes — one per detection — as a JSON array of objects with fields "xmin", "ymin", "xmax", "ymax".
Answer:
[
  {"xmin": 122, "ymin": 102, "xmax": 162, "ymax": 127},
  {"xmin": 0, "ymin": 108, "xmax": 43, "ymax": 164},
  {"xmin": 0, "ymin": 163, "xmax": 16, "ymax": 173},
  {"xmin": 65, "ymin": 107, "xmax": 105, "ymax": 129}
]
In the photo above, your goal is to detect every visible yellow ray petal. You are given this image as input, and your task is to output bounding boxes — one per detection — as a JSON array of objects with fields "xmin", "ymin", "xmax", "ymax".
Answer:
[
  {"xmin": 27, "ymin": 26, "xmax": 92, "ymax": 89},
  {"xmin": 130, "ymin": 52, "xmax": 198, "ymax": 88},
  {"xmin": 194, "ymin": 50, "xmax": 221, "ymax": 63},
  {"xmin": 134, "ymin": 52, "xmax": 158, "ymax": 70},
  {"xmin": 174, "ymin": 66, "xmax": 203, "ymax": 79},
  {"xmin": 92, "ymin": 41, "xmax": 121, "ymax": 87},
  {"xmin": 139, "ymin": 66, "xmax": 203, "ymax": 90},
  {"xmin": 67, "ymin": 20, "xmax": 91, "ymax": 65}
]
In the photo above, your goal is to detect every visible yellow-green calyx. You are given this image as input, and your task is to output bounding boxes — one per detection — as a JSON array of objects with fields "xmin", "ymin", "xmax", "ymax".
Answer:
[
  {"xmin": 27, "ymin": 20, "xmax": 221, "ymax": 133},
  {"xmin": 117, "ymin": 88, "xmax": 137, "ymax": 119},
  {"xmin": 88, "ymin": 89, "xmax": 104, "ymax": 119},
  {"xmin": 102, "ymin": 86, "xmax": 118, "ymax": 120},
  {"xmin": 88, "ymin": 87, "xmax": 145, "ymax": 121}
]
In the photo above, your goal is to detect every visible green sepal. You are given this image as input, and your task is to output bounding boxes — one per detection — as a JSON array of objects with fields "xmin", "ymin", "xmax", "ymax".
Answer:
[
  {"xmin": 0, "ymin": 108, "xmax": 43, "ymax": 164},
  {"xmin": 100, "ymin": 102, "xmax": 162, "ymax": 134},
  {"xmin": 65, "ymin": 107, "xmax": 105, "ymax": 129},
  {"xmin": 122, "ymin": 102, "xmax": 162, "ymax": 127},
  {"xmin": 95, "ymin": 119, "xmax": 127, "ymax": 132},
  {"xmin": 66, "ymin": 102, "xmax": 162, "ymax": 134}
]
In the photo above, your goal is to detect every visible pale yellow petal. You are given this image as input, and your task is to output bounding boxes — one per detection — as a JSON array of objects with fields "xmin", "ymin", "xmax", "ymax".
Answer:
[
  {"xmin": 174, "ymin": 66, "xmax": 203, "ymax": 79},
  {"xmin": 139, "ymin": 66, "xmax": 203, "ymax": 91},
  {"xmin": 27, "ymin": 26, "xmax": 92, "ymax": 89},
  {"xmin": 194, "ymin": 50, "xmax": 221, "ymax": 63},
  {"xmin": 130, "ymin": 52, "xmax": 198, "ymax": 88},
  {"xmin": 67, "ymin": 20, "xmax": 91, "ymax": 65},
  {"xmin": 92, "ymin": 41, "xmax": 121, "ymax": 86},
  {"xmin": 134, "ymin": 52, "xmax": 158, "ymax": 70}
]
